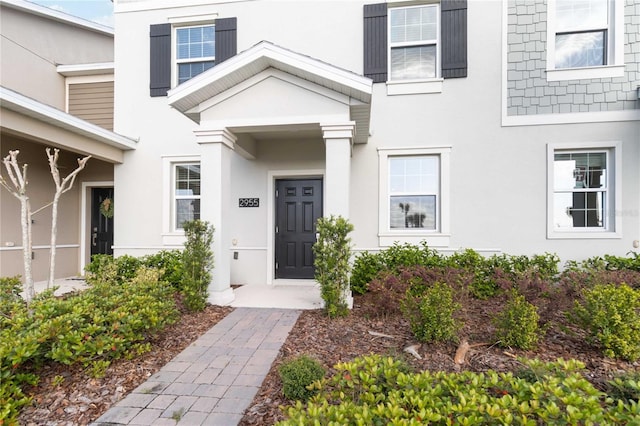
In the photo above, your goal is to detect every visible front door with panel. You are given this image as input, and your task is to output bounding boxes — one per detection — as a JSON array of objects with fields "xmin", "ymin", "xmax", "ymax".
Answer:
[
  {"xmin": 275, "ymin": 179, "xmax": 323, "ymax": 279},
  {"xmin": 91, "ymin": 188, "xmax": 114, "ymax": 256}
]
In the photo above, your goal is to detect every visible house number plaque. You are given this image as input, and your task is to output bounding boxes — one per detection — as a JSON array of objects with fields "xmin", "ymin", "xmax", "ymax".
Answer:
[{"xmin": 239, "ymin": 198, "xmax": 259, "ymax": 207}]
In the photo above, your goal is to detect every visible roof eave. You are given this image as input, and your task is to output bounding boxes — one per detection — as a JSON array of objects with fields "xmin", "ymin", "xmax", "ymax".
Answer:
[{"xmin": 0, "ymin": 86, "xmax": 137, "ymax": 151}]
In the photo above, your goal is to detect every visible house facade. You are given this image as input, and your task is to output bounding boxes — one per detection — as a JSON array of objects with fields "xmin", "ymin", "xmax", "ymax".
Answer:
[
  {"xmin": 112, "ymin": 0, "xmax": 639, "ymax": 304},
  {"xmin": 0, "ymin": 0, "xmax": 136, "ymax": 282}
]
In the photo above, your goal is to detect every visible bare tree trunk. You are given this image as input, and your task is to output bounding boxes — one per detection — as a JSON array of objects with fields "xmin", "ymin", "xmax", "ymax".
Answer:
[
  {"xmin": 44, "ymin": 148, "xmax": 90, "ymax": 289},
  {"xmin": 47, "ymin": 191, "xmax": 61, "ymax": 289},
  {"xmin": 1, "ymin": 149, "xmax": 90, "ymax": 302},
  {"xmin": 1, "ymin": 151, "xmax": 35, "ymax": 303}
]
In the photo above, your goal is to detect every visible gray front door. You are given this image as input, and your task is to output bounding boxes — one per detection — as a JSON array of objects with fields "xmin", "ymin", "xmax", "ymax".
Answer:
[{"xmin": 275, "ymin": 179, "xmax": 323, "ymax": 279}]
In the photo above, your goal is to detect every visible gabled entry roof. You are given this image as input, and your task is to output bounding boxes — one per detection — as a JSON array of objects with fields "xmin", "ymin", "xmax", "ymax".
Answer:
[{"xmin": 168, "ymin": 41, "xmax": 373, "ymax": 144}]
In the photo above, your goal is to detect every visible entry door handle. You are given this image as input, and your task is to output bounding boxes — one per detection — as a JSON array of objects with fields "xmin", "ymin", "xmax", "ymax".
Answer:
[{"xmin": 92, "ymin": 227, "xmax": 98, "ymax": 247}]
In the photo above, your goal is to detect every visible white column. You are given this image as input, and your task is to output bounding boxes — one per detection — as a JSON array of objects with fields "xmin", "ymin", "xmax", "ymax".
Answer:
[
  {"xmin": 194, "ymin": 128, "xmax": 236, "ymax": 305},
  {"xmin": 321, "ymin": 122, "xmax": 355, "ymax": 309},
  {"xmin": 322, "ymin": 122, "xmax": 355, "ymax": 218}
]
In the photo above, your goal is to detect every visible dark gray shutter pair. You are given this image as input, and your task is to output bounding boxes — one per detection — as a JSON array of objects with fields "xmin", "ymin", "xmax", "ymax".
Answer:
[
  {"xmin": 363, "ymin": 0, "xmax": 467, "ymax": 82},
  {"xmin": 149, "ymin": 17, "xmax": 237, "ymax": 97}
]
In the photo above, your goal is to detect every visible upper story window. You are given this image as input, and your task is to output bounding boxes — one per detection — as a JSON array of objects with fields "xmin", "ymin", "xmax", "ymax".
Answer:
[
  {"xmin": 150, "ymin": 18, "xmax": 236, "ymax": 97},
  {"xmin": 175, "ymin": 25, "xmax": 215, "ymax": 85},
  {"xmin": 554, "ymin": 0, "xmax": 608, "ymax": 69},
  {"xmin": 546, "ymin": 0, "xmax": 624, "ymax": 81},
  {"xmin": 389, "ymin": 5, "xmax": 439, "ymax": 81},
  {"xmin": 363, "ymin": 2, "xmax": 467, "ymax": 95}
]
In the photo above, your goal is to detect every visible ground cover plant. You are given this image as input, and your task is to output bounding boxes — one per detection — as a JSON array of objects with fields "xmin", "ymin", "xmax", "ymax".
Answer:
[
  {"xmin": 0, "ymin": 268, "xmax": 178, "ymax": 423},
  {"xmin": 241, "ymin": 248, "xmax": 640, "ymax": 425},
  {"xmin": 6, "ymin": 245, "xmax": 640, "ymax": 424},
  {"xmin": 278, "ymin": 355, "xmax": 639, "ymax": 425}
]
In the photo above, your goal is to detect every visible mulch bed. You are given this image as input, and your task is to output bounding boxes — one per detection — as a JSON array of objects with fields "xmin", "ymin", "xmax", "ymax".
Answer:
[
  {"xmin": 16, "ymin": 291, "xmax": 638, "ymax": 425},
  {"xmin": 240, "ymin": 292, "xmax": 638, "ymax": 425}
]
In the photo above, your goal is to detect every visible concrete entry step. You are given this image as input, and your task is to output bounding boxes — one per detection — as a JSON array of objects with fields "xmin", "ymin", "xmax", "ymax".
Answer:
[{"xmin": 230, "ymin": 283, "xmax": 323, "ymax": 310}]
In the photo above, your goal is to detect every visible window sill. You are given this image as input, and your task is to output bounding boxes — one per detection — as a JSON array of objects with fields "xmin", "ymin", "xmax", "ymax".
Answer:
[
  {"xmin": 547, "ymin": 230, "xmax": 621, "ymax": 240},
  {"xmin": 379, "ymin": 232, "xmax": 450, "ymax": 247},
  {"xmin": 546, "ymin": 64, "xmax": 625, "ymax": 82},
  {"xmin": 386, "ymin": 78, "xmax": 443, "ymax": 96}
]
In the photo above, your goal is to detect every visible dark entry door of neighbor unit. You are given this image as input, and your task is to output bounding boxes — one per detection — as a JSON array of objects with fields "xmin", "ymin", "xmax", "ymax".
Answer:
[
  {"xmin": 91, "ymin": 188, "xmax": 114, "ymax": 256},
  {"xmin": 275, "ymin": 179, "xmax": 323, "ymax": 279}
]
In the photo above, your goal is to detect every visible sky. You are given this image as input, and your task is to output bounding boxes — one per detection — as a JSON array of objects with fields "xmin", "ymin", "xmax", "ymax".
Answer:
[{"xmin": 31, "ymin": 0, "xmax": 114, "ymax": 27}]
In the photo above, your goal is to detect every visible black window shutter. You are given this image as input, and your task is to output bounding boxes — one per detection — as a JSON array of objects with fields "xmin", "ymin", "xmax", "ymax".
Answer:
[
  {"xmin": 363, "ymin": 3, "xmax": 387, "ymax": 83},
  {"xmin": 215, "ymin": 17, "xmax": 237, "ymax": 64},
  {"xmin": 149, "ymin": 23, "xmax": 171, "ymax": 97},
  {"xmin": 441, "ymin": 0, "xmax": 468, "ymax": 79}
]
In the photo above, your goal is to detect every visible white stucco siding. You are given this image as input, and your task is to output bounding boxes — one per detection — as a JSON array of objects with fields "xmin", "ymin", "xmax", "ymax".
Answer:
[
  {"xmin": 113, "ymin": 0, "xmax": 640, "ymax": 278},
  {"xmin": 199, "ymin": 74, "xmax": 351, "ymax": 124},
  {"xmin": 348, "ymin": 0, "xmax": 640, "ymax": 262}
]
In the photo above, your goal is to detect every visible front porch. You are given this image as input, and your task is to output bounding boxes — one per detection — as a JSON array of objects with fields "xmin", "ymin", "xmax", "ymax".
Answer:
[{"xmin": 166, "ymin": 41, "xmax": 373, "ymax": 306}]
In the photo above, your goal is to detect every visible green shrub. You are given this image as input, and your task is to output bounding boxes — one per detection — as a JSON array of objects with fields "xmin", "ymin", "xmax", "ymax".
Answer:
[
  {"xmin": 0, "ymin": 268, "xmax": 178, "ymax": 423},
  {"xmin": 279, "ymin": 355, "xmax": 326, "ymax": 401},
  {"xmin": 566, "ymin": 252, "xmax": 640, "ymax": 273},
  {"xmin": 141, "ymin": 250, "xmax": 184, "ymax": 287},
  {"xmin": 0, "ymin": 276, "xmax": 23, "ymax": 318},
  {"xmin": 86, "ymin": 251, "xmax": 185, "ymax": 289},
  {"xmin": 605, "ymin": 370, "xmax": 640, "ymax": 404},
  {"xmin": 313, "ymin": 216, "xmax": 353, "ymax": 318},
  {"xmin": 571, "ymin": 283, "xmax": 640, "ymax": 361},
  {"xmin": 84, "ymin": 254, "xmax": 119, "ymax": 285},
  {"xmin": 350, "ymin": 242, "xmax": 444, "ymax": 294},
  {"xmin": 350, "ymin": 251, "xmax": 383, "ymax": 295},
  {"xmin": 85, "ymin": 254, "xmax": 142, "ymax": 285},
  {"xmin": 603, "ymin": 252, "xmax": 640, "ymax": 271},
  {"xmin": 0, "ymin": 372, "xmax": 34, "ymax": 424},
  {"xmin": 181, "ymin": 220, "xmax": 214, "ymax": 312},
  {"xmin": 279, "ymin": 356, "xmax": 640, "ymax": 425},
  {"xmin": 494, "ymin": 290, "xmax": 542, "ymax": 350},
  {"xmin": 401, "ymin": 282, "xmax": 461, "ymax": 343}
]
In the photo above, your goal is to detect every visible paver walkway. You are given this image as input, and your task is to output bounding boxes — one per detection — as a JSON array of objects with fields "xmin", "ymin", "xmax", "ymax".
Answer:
[{"xmin": 92, "ymin": 308, "xmax": 300, "ymax": 426}]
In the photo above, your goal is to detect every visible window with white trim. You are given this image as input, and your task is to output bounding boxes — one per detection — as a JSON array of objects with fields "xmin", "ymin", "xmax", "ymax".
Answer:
[
  {"xmin": 173, "ymin": 163, "xmax": 201, "ymax": 230},
  {"xmin": 389, "ymin": 4, "xmax": 439, "ymax": 81},
  {"xmin": 546, "ymin": 0, "xmax": 624, "ymax": 81},
  {"xmin": 554, "ymin": 0, "xmax": 609, "ymax": 69},
  {"xmin": 379, "ymin": 147, "xmax": 451, "ymax": 247},
  {"xmin": 389, "ymin": 156, "xmax": 439, "ymax": 229},
  {"xmin": 175, "ymin": 25, "xmax": 215, "ymax": 85},
  {"xmin": 548, "ymin": 143, "xmax": 620, "ymax": 238}
]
